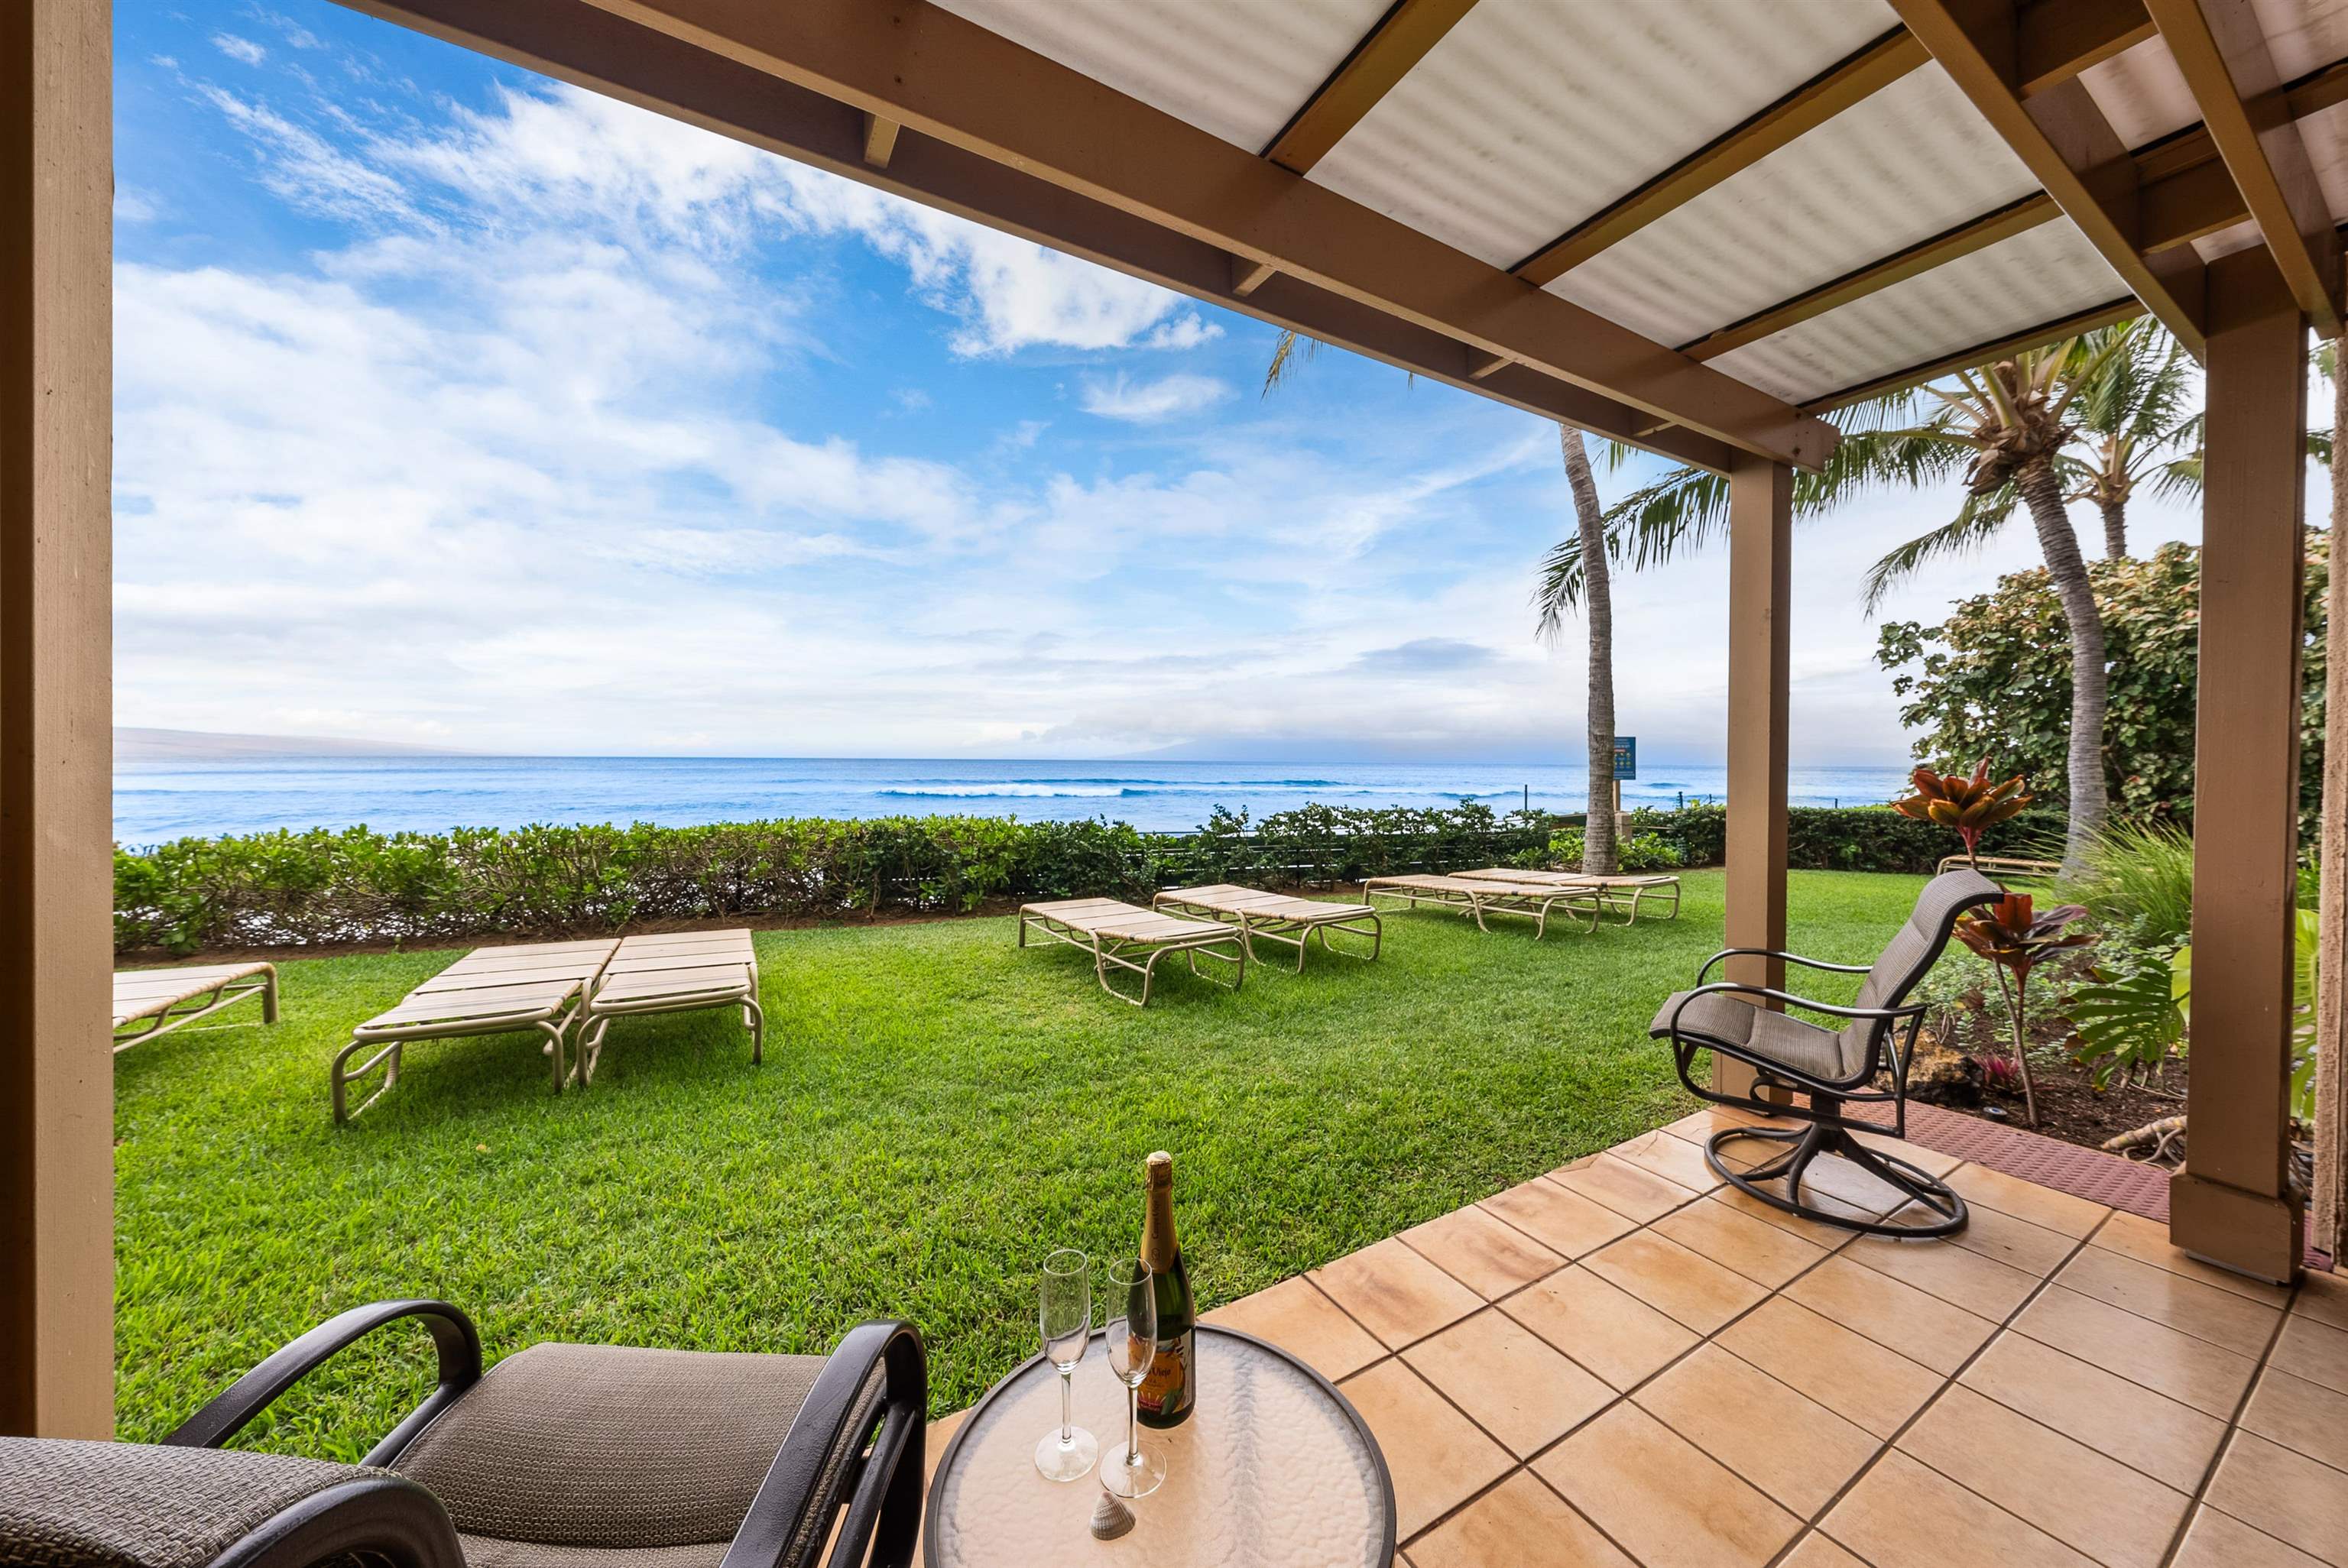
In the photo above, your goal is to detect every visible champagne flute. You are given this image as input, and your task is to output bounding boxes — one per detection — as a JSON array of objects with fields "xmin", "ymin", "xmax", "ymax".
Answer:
[
  {"xmin": 1099, "ymin": 1255, "xmax": 1166, "ymax": 1498},
  {"xmin": 1035, "ymin": 1249, "xmax": 1098, "ymax": 1482}
]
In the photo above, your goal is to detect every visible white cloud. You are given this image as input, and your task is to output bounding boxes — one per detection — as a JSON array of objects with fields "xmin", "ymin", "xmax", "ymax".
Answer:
[
  {"xmin": 1140, "ymin": 313, "xmax": 1223, "ymax": 351},
  {"xmin": 1079, "ymin": 372, "xmax": 1232, "ymax": 422},
  {"xmin": 211, "ymin": 33, "xmax": 267, "ymax": 65},
  {"xmin": 115, "ymin": 185, "xmax": 162, "ymax": 224}
]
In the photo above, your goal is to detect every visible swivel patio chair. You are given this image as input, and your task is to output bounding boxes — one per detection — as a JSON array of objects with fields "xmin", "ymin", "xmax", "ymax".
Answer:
[
  {"xmin": 0, "ymin": 1299, "xmax": 926, "ymax": 1568},
  {"xmin": 1649, "ymin": 868, "xmax": 2000, "ymax": 1237}
]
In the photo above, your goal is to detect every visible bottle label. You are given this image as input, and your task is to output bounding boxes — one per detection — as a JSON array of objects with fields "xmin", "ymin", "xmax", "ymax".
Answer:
[{"xmin": 1137, "ymin": 1328, "xmax": 1195, "ymax": 1421}]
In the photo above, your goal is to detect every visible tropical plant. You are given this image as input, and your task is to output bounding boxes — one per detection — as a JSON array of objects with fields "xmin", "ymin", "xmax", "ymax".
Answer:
[
  {"xmin": 1879, "ymin": 539, "xmax": 2331, "ymax": 841},
  {"xmin": 1952, "ymin": 893, "xmax": 2096, "ymax": 1125},
  {"xmin": 2059, "ymin": 320, "xmax": 2201, "ymax": 559},
  {"xmin": 1891, "ymin": 758, "xmax": 2031, "ymax": 867},
  {"xmin": 1261, "ymin": 326, "xmax": 1626, "ymax": 874},
  {"xmin": 2067, "ymin": 942, "xmax": 2187, "ymax": 1093},
  {"xmin": 2060, "ymin": 819, "xmax": 2196, "ymax": 950}
]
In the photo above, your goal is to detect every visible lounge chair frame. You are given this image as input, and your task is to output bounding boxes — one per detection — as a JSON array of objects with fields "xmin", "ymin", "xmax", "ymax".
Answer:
[
  {"xmin": 1360, "ymin": 874, "xmax": 1599, "ymax": 938},
  {"xmin": 332, "ymin": 940, "xmax": 616, "ymax": 1123},
  {"xmin": 1457, "ymin": 867, "xmax": 1682, "ymax": 925},
  {"xmin": 1652, "ymin": 869, "xmax": 2001, "ymax": 1238},
  {"xmin": 576, "ymin": 929, "xmax": 764, "ymax": 1084},
  {"xmin": 1017, "ymin": 899, "xmax": 1246, "ymax": 1006},
  {"xmin": 1151, "ymin": 884, "xmax": 1382, "ymax": 970},
  {"xmin": 113, "ymin": 962, "xmax": 280, "ymax": 1051}
]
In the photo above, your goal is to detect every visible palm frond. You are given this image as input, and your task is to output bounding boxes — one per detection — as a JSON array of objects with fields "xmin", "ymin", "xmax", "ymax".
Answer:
[
  {"xmin": 1260, "ymin": 329, "xmax": 1323, "ymax": 397},
  {"xmin": 1860, "ymin": 488, "xmax": 2019, "ymax": 613}
]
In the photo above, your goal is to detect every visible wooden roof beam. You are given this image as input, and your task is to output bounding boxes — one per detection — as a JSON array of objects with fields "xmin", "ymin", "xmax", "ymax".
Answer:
[
  {"xmin": 329, "ymin": 0, "xmax": 1735, "ymax": 471},
  {"xmin": 861, "ymin": 111, "xmax": 900, "ymax": 168},
  {"xmin": 2016, "ymin": 0, "xmax": 2155, "ymax": 96},
  {"xmin": 1890, "ymin": 0, "xmax": 2207, "ymax": 356},
  {"xmin": 1262, "ymin": 0, "xmax": 1479, "ymax": 174},
  {"xmin": 1513, "ymin": 28, "xmax": 1927, "ymax": 287},
  {"xmin": 577, "ymin": 0, "xmax": 1837, "ymax": 468},
  {"xmin": 2142, "ymin": 0, "xmax": 2343, "ymax": 335}
]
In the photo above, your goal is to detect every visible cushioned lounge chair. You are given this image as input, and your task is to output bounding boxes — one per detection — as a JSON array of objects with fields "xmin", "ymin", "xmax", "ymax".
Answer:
[
  {"xmin": 1360, "ymin": 873, "xmax": 1598, "ymax": 938},
  {"xmin": 1456, "ymin": 866, "xmax": 1682, "ymax": 924},
  {"xmin": 113, "ymin": 961, "xmax": 280, "ymax": 1051},
  {"xmin": 1649, "ymin": 868, "xmax": 2000, "ymax": 1237},
  {"xmin": 1017, "ymin": 897, "xmax": 1245, "ymax": 1006},
  {"xmin": 0, "ymin": 1297, "xmax": 926, "ymax": 1568},
  {"xmin": 576, "ymin": 928, "xmax": 764, "ymax": 1083},
  {"xmin": 1152, "ymin": 883, "xmax": 1381, "ymax": 970},
  {"xmin": 332, "ymin": 940, "xmax": 618, "ymax": 1123}
]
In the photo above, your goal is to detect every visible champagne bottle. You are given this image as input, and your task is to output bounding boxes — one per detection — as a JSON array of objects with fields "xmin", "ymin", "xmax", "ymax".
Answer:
[{"xmin": 1133, "ymin": 1150, "xmax": 1196, "ymax": 1427}]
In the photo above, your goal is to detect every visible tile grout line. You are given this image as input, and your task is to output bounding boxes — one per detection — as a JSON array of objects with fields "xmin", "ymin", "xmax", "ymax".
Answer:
[
  {"xmin": 1758, "ymin": 1206, "xmax": 2108, "ymax": 1568},
  {"xmin": 2153, "ymin": 1271, "xmax": 2303, "ymax": 1568}
]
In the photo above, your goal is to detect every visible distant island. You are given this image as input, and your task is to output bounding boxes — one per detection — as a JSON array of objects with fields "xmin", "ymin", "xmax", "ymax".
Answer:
[{"xmin": 116, "ymin": 727, "xmax": 472, "ymax": 762}]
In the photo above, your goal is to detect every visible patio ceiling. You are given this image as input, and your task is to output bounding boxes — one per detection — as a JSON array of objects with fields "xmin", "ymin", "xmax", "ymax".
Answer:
[{"xmin": 349, "ymin": 0, "xmax": 2348, "ymax": 471}]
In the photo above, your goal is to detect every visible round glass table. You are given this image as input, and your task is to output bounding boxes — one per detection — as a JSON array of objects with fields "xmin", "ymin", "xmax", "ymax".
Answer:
[{"xmin": 925, "ymin": 1324, "xmax": 1396, "ymax": 1567}]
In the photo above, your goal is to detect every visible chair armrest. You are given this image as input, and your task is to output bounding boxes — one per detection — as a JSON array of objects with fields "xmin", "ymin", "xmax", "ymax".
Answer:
[
  {"xmin": 1695, "ymin": 948, "xmax": 1875, "ymax": 985},
  {"xmin": 722, "ymin": 1319, "xmax": 929, "ymax": 1568},
  {"xmin": 1667, "ymin": 981, "xmax": 1925, "ymax": 1033},
  {"xmin": 167, "ymin": 1300, "xmax": 482, "ymax": 1465}
]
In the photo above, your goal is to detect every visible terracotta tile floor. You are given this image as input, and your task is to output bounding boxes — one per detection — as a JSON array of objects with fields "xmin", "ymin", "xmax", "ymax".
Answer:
[{"xmin": 1098, "ymin": 1113, "xmax": 2346, "ymax": 1568}]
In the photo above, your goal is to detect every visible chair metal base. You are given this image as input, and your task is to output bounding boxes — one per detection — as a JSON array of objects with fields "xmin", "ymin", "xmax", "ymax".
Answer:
[{"xmin": 1708, "ymin": 1123, "xmax": 1968, "ymax": 1239}]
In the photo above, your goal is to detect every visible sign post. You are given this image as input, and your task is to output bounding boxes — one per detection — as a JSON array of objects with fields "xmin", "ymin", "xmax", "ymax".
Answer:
[{"xmin": 1612, "ymin": 737, "xmax": 1635, "ymax": 821}]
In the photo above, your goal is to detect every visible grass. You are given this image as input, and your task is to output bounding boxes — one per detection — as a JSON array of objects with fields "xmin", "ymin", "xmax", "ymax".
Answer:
[{"xmin": 113, "ymin": 867, "xmax": 1923, "ymax": 1456}]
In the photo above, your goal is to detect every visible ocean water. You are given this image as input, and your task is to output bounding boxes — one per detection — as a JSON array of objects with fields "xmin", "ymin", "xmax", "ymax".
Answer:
[{"xmin": 111, "ymin": 756, "xmax": 1913, "ymax": 845}]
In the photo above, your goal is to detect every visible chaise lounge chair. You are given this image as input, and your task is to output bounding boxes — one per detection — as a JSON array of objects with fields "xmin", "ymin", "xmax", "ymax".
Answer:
[
  {"xmin": 576, "ymin": 928, "xmax": 764, "ymax": 1083},
  {"xmin": 113, "ymin": 961, "xmax": 280, "ymax": 1051},
  {"xmin": 1360, "ymin": 873, "xmax": 1599, "ymax": 939},
  {"xmin": 0, "ymin": 1297, "xmax": 927, "ymax": 1568},
  {"xmin": 332, "ymin": 939, "xmax": 618, "ymax": 1123},
  {"xmin": 1017, "ymin": 897, "xmax": 1246, "ymax": 1006},
  {"xmin": 1649, "ymin": 868, "xmax": 2001, "ymax": 1236},
  {"xmin": 1458, "ymin": 866, "xmax": 1682, "ymax": 923},
  {"xmin": 1152, "ymin": 883, "xmax": 1381, "ymax": 970}
]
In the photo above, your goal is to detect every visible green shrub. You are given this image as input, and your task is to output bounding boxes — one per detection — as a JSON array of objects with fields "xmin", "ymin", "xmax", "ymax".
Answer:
[
  {"xmin": 1623, "ymin": 802, "xmax": 2066, "ymax": 873},
  {"xmin": 114, "ymin": 803, "xmax": 1551, "ymax": 955},
  {"xmin": 2059, "ymin": 821, "xmax": 2196, "ymax": 949}
]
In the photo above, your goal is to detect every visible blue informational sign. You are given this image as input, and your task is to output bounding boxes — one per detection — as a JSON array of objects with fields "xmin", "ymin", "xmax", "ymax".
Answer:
[{"xmin": 1613, "ymin": 736, "xmax": 1636, "ymax": 781}]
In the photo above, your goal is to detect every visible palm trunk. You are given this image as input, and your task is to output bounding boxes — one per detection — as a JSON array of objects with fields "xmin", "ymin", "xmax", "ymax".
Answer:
[
  {"xmin": 1562, "ymin": 426, "xmax": 1617, "ymax": 875},
  {"xmin": 2100, "ymin": 497, "xmax": 2127, "ymax": 560},
  {"xmin": 2016, "ymin": 457, "xmax": 2109, "ymax": 872}
]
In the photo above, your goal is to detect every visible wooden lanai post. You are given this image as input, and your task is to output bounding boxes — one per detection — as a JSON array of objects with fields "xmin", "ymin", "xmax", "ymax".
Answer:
[
  {"xmin": 0, "ymin": 0, "xmax": 115, "ymax": 1437},
  {"xmin": 1720, "ymin": 458, "xmax": 1793, "ymax": 1097},
  {"xmin": 2174, "ymin": 246, "xmax": 2311, "ymax": 1283}
]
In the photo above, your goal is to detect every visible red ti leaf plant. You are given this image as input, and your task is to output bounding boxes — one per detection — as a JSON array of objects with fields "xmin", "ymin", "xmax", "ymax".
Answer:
[
  {"xmin": 1951, "ymin": 892, "xmax": 2094, "ymax": 1126},
  {"xmin": 1892, "ymin": 758, "xmax": 2032, "ymax": 870}
]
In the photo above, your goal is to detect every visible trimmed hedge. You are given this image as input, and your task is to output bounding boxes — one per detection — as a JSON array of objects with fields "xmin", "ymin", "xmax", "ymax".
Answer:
[
  {"xmin": 1630, "ymin": 802, "xmax": 2069, "ymax": 873},
  {"xmin": 113, "ymin": 799, "xmax": 2077, "ymax": 956},
  {"xmin": 113, "ymin": 804, "xmax": 1552, "ymax": 955}
]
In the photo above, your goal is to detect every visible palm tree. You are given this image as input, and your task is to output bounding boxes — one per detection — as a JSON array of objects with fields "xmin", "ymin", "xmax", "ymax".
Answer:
[
  {"xmin": 1545, "ymin": 332, "xmax": 2138, "ymax": 872},
  {"xmin": 2062, "ymin": 321, "xmax": 2199, "ymax": 561},
  {"xmin": 1262, "ymin": 329, "xmax": 1622, "ymax": 872}
]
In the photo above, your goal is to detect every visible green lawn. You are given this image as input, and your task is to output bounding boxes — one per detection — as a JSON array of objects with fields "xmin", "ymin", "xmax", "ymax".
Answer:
[{"xmin": 113, "ymin": 868, "xmax": 1922, "ymax": 1455}]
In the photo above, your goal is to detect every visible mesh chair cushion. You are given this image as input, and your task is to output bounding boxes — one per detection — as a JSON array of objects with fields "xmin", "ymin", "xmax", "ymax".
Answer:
[
  {"xmin": 0, "ymin": 1437, "xmax": 378, "ymax": 1568},
  {"xmin": 392, "ymin": 1343, "xmax": 825, "ymax": 1553},
  {"xmin": 453, "ymin": 1537, "xmax": 731, "ymax": 1568},
  {"xmin": 1649, "ymin": 990, "xmax": 1863, "ymax": 1083}
]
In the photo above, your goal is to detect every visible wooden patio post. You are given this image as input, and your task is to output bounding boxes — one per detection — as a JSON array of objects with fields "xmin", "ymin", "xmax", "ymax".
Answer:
[
  {"xmin": 0, "ymin": 0, "xmax": 115, "ymax": 1437},
  {"xmin": 2173, "ymin": 246, "xmax": 2308, "ymax": 1284},
  {"xmin": 1720, "ymin": 458, "xmax": 1793, "ymax": 1097}
]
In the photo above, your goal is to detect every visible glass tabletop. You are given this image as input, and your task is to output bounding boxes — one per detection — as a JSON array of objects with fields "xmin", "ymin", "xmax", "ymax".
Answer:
[{"xmin": 926, "ymin": 1324, "xmax": 1394, "ymax": 1568}]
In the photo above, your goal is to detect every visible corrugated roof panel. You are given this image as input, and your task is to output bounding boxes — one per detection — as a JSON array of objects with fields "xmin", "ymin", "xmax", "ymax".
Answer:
[
  {"xmin": 1305, "ymin": 0, "xmax": 1897, "ymax": 269},
  {"xmin": 2085, "ymin": 0, "xmax": 2348, "ymax": 149},
  {"xmin": 926, "ymin": 0, "xmax": 1393, "ymax": 152},
  {"xmin": 1711, "ymin": 219, "xmax": 2126, "ymax": 403},
  {"xmin": 2080, "ymin": 34, "xmax": 2196, "ymax": 148},
  {"xmin": 1549, "ymin": 65, "xmax": 2037, "ymax": 348}
]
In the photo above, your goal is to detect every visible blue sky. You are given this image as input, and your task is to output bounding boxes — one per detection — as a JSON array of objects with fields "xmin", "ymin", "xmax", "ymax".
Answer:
[{"xmin": 112, "ymin": 1, "xmax": 2210, "ymax": 766}]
